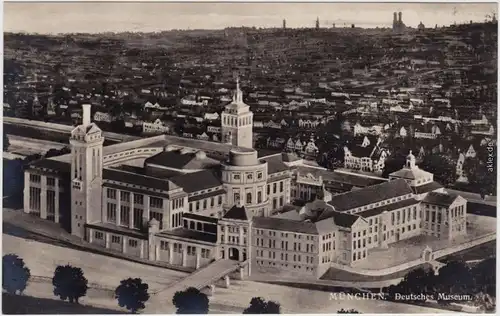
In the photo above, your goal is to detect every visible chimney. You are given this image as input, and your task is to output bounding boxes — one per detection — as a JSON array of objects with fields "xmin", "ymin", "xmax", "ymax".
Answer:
[
  {"xmin": 398, "ymin": 12, "xmax": 402, "ymax": 23},
  {"xmin": 393, "ymin": 12, "xmax": 397, "ymax": 22},
  {"xmin": 82, "ymin": 104, "xmax": 91, "ymax": 126}
]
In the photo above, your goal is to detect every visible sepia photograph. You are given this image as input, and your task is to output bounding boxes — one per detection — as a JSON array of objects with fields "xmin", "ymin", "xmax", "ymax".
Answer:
[{"xmin": 2, "ymin": 1, "xmax": 498, "ymax": 314}]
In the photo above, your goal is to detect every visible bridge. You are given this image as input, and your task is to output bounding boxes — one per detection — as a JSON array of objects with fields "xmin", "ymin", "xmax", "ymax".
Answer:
[
  {"xmin": 3, "ymin": 117, "xmax": 141, "ymax": 143},
  {"xmin": 146, "ymin": 259, "xmax": 246, "ymax": 313}
]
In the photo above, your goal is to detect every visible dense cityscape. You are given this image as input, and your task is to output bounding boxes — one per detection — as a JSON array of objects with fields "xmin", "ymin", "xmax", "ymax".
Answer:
[{"xmin": 2, "ymin": 6, "xmax": 497, "ymax": 315}]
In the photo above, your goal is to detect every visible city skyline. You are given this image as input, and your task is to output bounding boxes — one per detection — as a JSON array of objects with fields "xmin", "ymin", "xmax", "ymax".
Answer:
[{"xmin": 4, "ymin": 2, "xmax": 498, "ymax": 34}]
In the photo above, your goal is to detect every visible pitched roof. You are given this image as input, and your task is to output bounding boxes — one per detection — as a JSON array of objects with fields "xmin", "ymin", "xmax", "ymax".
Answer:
[
  {"xmin": 103, "ymin": 168, "xmax": 179, "ymax": 192},
  {"xmin": 326, "ymin": 211, "xmax": 361, "ymax": 228},
  {"xmin": 260, "ymin": 155, "xmax": 290, "ymax": 174},
  {"xmin": 252, "ymin": 216, "xmax": 318, "ymax": 235},
  {"xmin": 412, "ymin": 181, "xmax": 443, "ymax": 194},
  {"xmin": 422, "ymin": 192, "xmax": 461, "ymax": 207},
  {"xmin": 145, "ymin": 150, "xmax": 219, "ymax": 170},
  {"xmin": 223, "ymin": 205, "xmax": 252, "ymax": 221},
  {"xmin": 327, "ymin": 179, "xmax": 413, "ymax": 213},
  {"xmin": 389, "ymin": 166, "xmax": 433, "ymax": 180},
  {"xmin": 169, "ymin": 169, "xmax": 223, "ymax": 193},
  {"xmin": 356, "ymin": 198, "xmax": 420, "ymax": 218}
]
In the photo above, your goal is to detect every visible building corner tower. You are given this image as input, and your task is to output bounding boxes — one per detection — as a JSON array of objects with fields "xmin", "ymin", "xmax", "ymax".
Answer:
[
  {"xmin": 69, "ymin": 104, "xmax": 104, "ymax": 238},
  {"xmin": 220, "ymin": 77, "xmax": 254, "ymax": 148}
]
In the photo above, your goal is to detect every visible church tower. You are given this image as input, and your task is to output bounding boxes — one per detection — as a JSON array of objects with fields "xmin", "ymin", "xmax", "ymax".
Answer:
[
  {"xmin": 220, "ymin": 78, "xmax": 254, "ymax": 148},
  {"xmin": 70, "ymin": 104, "xmax": 104, "ymax": 238}
]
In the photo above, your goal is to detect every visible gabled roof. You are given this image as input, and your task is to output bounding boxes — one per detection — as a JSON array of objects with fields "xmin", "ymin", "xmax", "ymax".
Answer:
[
  {"xmin": 103, "ymin": 168, "xmax": 179, "ymax": 192},
  {"xmin": 327, "ymin": 211, "xmax": 361, "ymax": 228},
  {"xmin": 252, "ymin": 216, "xmax": 318, "ymax": 235},
  {"xmin": 389, "ymin": 166, "xmax": 433, "ymax": 180},
  {"xmin": 145, "ymin": 150, "xmax": 219, "ymax": 171},
  {"xmin": 326, "ymin": 179, "xmax": 413, "ymax": 213},
  {"xmin": 223, "ymin": 205, "xmax": 252, "ymax": 221},
  {"xmin": 422, "ymin": 192, "xmax": 462, "ymax": 207},
  {"xmin": 169, "ymin": 170, "xmax": 223, "ymax": 193}
]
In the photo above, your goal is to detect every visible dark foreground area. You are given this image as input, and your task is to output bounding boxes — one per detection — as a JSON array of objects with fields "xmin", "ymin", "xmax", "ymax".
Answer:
[{"xmin": 2, "ymin": 293, "xmax": 125, "ymax": 314}]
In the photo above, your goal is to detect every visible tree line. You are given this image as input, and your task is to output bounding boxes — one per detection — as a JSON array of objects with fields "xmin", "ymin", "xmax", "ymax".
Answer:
[{"xmin": 3, "ymin": 253, "xmax": 361, "ymax": 314}]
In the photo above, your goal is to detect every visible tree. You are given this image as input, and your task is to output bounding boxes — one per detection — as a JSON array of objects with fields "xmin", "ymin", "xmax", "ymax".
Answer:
[
  {"xmin": 243, "ymin": 297, "xmax": 281, "ymax": 314},
  {"xmin": 3, "ymin": 133, "xmax": 10, "ymax": 151},
  {"xmin": 172, "ymin": 287, "xmax": 209, "ymax": 314},
  {"xmin": 382, "ymin": 152, "xmax": 407, "ymax": 178},
  {"xmin": 2, "ymin": 254, "xmax": 31, "ymax": 295},
  {"xmin": 419, "ymin": 154, "xmax": 457, "ymax": 186},
  {"xmin": 338, "ymin": 308, "xmax": 361, "ymax": 313},
  {"xmin": 52, "ymin": 265, "xmax": 88, "ymax": 303},
  {"xmin": 437, "ymin": 261, "xmax": 474, "ymax": 298},
  {"xmin": 115, "ymin": 278, "xmax": 150, "ymax": 313}
]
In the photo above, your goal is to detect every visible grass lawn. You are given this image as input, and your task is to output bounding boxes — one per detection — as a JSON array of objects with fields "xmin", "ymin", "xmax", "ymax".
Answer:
[
  {"xmin": 320, "ymin": 263, "xmax": 433, "ymax": 282},
  {"xmin": 2, "ymin": 293, "xmax": 125, "ymax": 314},
  {"xmin": 438, "ymin": 240, "xmax": 496, "ymax": 263}
]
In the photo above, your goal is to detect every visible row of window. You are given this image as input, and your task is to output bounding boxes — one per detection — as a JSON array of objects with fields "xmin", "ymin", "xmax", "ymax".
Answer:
[
  {"xmin": 233, "ymin": 172, "xmax": 264, "ymax": 181},
  {"xmin": 159, "ymin": 241, "xmax": 211, "ymax": 258},
  {"xmin": 256, "ymin": 260, "xmax": 315, "ymax": 272},
  {"xmin": 106, "ymin": 189, "xmax": 164, "ymax": 208},
  {"xmin": 105, "ymin": 203, "xmax": 156, "ymax": 229},
  {"xmin": 254, "ymin": 230, "xmax": 315, "ymax": 241},
  {"xmin": 189, "ymin": 195, "xmax": 223, "ymax": 212},
  {"xmin": 29, "ymin": 174, "xmax": 59, "ymax": 187},
  {"xmin": 94, "ymin": 231, "xmax": 139, "ymax": 248},
  {"xmin": 255, "ymin": 238, "xmax": 316, "ymax": 253}
]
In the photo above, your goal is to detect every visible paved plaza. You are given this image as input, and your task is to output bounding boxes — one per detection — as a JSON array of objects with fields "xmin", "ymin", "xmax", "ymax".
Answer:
[
  {"xmin": 2, "ymin": 234, "xmax": 187, "ymax": 292},
  {"xmin": 353, "ymin": 214, "xmax": 496, "ymax": 270}
]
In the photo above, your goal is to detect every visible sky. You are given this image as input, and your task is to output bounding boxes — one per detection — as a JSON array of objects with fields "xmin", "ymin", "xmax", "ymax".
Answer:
[{"xmin": 4, "ymin": 2, "xmax": 498, "ymax": 34}]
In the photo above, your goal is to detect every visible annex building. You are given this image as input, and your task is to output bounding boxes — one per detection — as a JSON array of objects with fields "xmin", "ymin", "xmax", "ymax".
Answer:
[{"xmin": 23, "ymin": 84, "xmax": 468, "ymax": 279}]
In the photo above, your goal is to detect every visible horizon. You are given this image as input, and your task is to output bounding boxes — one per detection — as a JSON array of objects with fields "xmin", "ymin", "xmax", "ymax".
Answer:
[{"xmin": 4, "ymin": 2, "xmax": 498, "ymax": 34}]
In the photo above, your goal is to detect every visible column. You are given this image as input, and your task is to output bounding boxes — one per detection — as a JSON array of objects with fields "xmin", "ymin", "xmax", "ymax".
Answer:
[
  {"xmin": 224, "ymin": 275, "xmax": 230, "ymax": 288},
  {"xmin": 207, "ymin": 284, "xmax": 215, "ymax": 296},
  {"xmin": 88, "ymin": 228, "xmax": 94, "ymax": 243},
  {"xmin": 54, "ymin": 178, "xmax": 60, "ymax": 223},
  {"xmin": 140, "ymin": 240, "xmax": 145, "ymax": 258},
  {"xmin": 169, "ymin": 243, "xmax": 174, "ymax": 264},
  {"xmin": 224, "ymin": 225, "xmax": 229, "ymax": 244},
  {"xmin": 239, "ymin": 267, "xmax": 245, "ymax": 280},
  {"xmin": 195, "ymin": 247, "xmax": 201, "ymax": 269},
  {"xmin": 239, "ymin": 227, "xmax": 244, "ymax": 261},
  {"xmin": 144, "ymin": 195, "xmax": 151, "ymax": 224},
  {"xmin": 102, "ymin": 188, "xmax": 107, "ymax": 223},
  {"xmin": 155, "ymin": 244, "xmax": 160, "ymax": 261},
  {"xmin": 163, "ymin": 198, "xmax": 169, "ymax": 229},
  {"xmin": 129, "ymin": 193, "xmax": 134, "ymax": 228},
  {"xmin": 182, "ymin": 244, "xmax": 187, "ymax": 267},
  {"xmin": 105, "ymin": 233, "xmax": 111, "ymax": 248},
  {"xmin": 122, "ymin": 236, "xmax": 127, "ymax": 254},
  {"xmin": 23, "ymin": 171, "xmax": 30, "ymax": 213},
  {"xmin": 116, "ymin": 190, "xmax": 122, "ymax": 226},
  {"xmin": 40, "ymin": 176, "xmax": 47, "ymax": 219}
]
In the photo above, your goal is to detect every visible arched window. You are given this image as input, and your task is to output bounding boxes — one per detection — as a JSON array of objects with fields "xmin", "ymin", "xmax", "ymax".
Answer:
[
  {"xmin": 246, "ymin": 193, "xmax": 252, "ymax": 204},
  {"xmin": 257, "ymin": 192, "xmax": 262, "ymax": 203}
]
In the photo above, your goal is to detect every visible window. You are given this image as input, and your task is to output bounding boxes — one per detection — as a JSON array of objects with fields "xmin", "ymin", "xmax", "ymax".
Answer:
[
  {"xmin": 210, "ymin": 197, "xmax": 214, "ymax": 207},
  {"xmin": 107, "ymin": 188, "xmax": 117, "ymax": 199},
  {"xmin": 257, "ymin": 192, "xmax": 262, "ymax": 203},
  {"xmin": 106, "ymin": 203, "xmax": 117, "ymax": 223},
  {"xmin": 273, "ymin": 183, "xmax": 277, "ymax": 194},
  {"xmin": 280, "ymin": 182, "xmax": 284, "ymax": 192},
  {"xmin": 234, "ymin": 174, "xmax": 241, "ymax": 180},
  {"xmin": 203, "ymin": 199, "xmax": 207, "ymax": 209},
  {"xmin": 257, "ymin": 172, "xmax": 263, "ymax": 179},
  {"xmin": 234, "ymin": 193, "xmax": 240, "ymax": 203},
  {"xmin": 160, "ymin": 241, "xmax": 169, "ymax": 250},
  {"xmin": 94, "ymin": 231, "xmax": 104, "ymax": 240},
  {"xmin": 47, "ymin": 177, "xmax": 56, "ymax": 186},
  {"xmin": 267, "ymin": 185, "xmax": 270, "ymax": 195},
  {"xmin": 120, "ymin": 191, "xmax": 130, "ymax": 202},
  {"xmin": 218, "ymin": 195, "xmax": 223, "ymax": 205},
  {"xmin": 128, "ymin": 239, "xmax": 138, "ymax": 248},
  {"xmin": 120, "ymin": 205, "xmax": 130, "ymax": 226},
  {"xmin": 196, "ymin": 201, "xmax": 200, "ymax": 210},
  {"xmin": 111, "ymin": 235, "xmax": 121, "ymax": 244},
  {"xmin": 150, "ymin": 197, "xmax": 163, "ymax": 209},
  {"xmin": 246, "ymin": 193, "xmax": 252, "ymax": 204},
  {"xmin": 247, "ymin": 173, "xmax": 253, "ymax": 180},
  {"xmin": 30, "ymin": 174, "xmax": 41, "ymax": 183},
  {"xmin": 133, "ymin": 194, "xmax": 144, "ymax": 204}
]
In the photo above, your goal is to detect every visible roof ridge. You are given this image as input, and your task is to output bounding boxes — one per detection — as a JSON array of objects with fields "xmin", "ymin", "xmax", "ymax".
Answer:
[{"xmin": 106, "ymin": 167, "xmax": 173, "ymax": 183}]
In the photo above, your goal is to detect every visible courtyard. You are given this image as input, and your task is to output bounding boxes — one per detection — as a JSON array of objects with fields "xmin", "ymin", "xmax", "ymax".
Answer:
[{"xmin": 352, "ymin": 214, "xmax": 496, "ymax": 270}]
